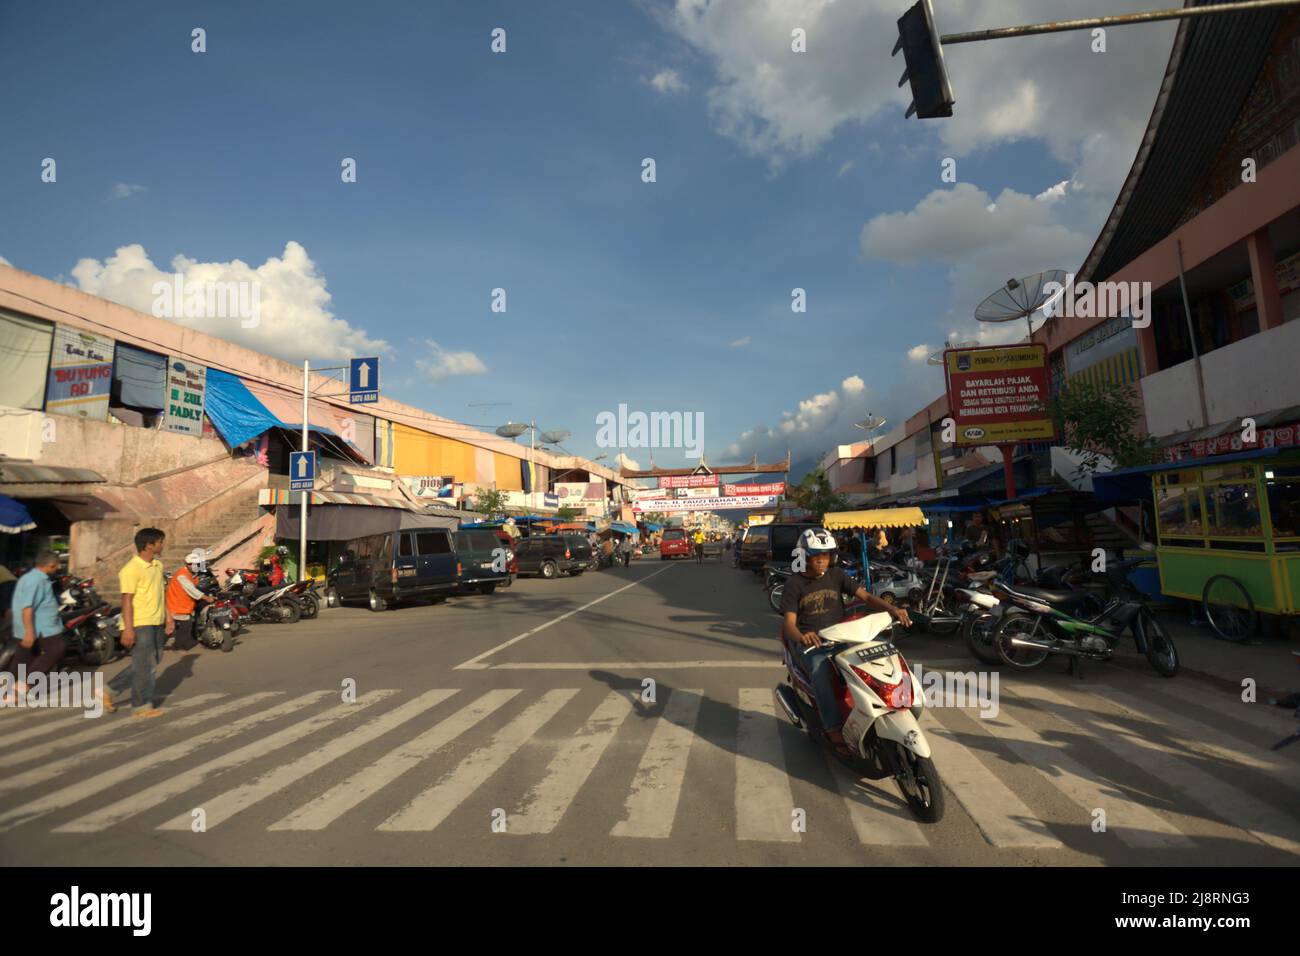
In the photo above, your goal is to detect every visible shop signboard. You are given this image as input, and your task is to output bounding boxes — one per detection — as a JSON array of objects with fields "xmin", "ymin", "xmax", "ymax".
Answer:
[
  {"xmin": 162, "ymin": 358, "xmax": 207, "ymax": 436},
  {"xmin": 45, "ymin": 325, "xmax": 114, "ymax": 421},
  {"xmin": 401, "ymin": 475, "xmax": 457, "ymax": 498}
]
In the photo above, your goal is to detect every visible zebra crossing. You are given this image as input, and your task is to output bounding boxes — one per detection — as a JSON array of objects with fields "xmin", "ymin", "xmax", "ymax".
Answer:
[{"xmin": 0, "ymin": 677, "xmax": 1296, "ymax": 856}]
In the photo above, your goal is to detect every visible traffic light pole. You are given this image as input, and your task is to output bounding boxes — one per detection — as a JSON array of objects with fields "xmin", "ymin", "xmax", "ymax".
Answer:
[{"xmin": 940, "ymin": 0, "xmax": 1299, "ymax": 45}]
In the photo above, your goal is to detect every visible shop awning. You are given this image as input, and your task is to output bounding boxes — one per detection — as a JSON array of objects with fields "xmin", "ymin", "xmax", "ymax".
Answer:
[
  {"xmin": 1091, "ymin": 447, "xmax": 1288, "ymax": 503},
  {"xmin": 0, "ymin": 462, "xmax": 105, "ymax": 484},
  {"xmin": 274, "ymin": 504, "xmax": 459, "ymax": 540},
  {"xmin": 0, "ymin": 494, "xmax": 37, "ymax": 533},
  {"xmin": 549, "ymin": 522, "xmax": 590, "ymax": 532},
  {"xmin": 643, "ymin": 522, "xmax": 662, "ymax": 532},
  {"xmin": 823, "ymin": 507, "xmax": 926, "ymax": 530}
]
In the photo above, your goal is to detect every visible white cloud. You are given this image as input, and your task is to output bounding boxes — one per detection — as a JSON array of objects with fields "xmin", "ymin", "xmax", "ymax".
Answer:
[
  {"xmin": 648, "ymin": 69, "xmax": 688, "ymax": 94},
  {"xmin": 108, "ymin": 182, "xmax": 147, "ymax": 200},
  {"xmin": 0, "ymin": 255, "xmax": 10, "ymax": 267},
  {"xmin": 662, "ymin": 0, "xmax": 1171, "ymax": 169},
  {"xmin": 1035, "ymin": 180, "xmax": 1070, "ymax": 203},
  {"xmin": 616, "ymin": 451, "xmax": 642, "ymax": 470},
  {"xmin": 907, "ymin": 344, "xmax": 931, "ymax": 363},
  {"xmin": 836, "ymin": 160, "xmax": 854, "ymax": 177},
  {"xmin": 723, "ymin": 376, "xmax": 881, "ymax": 467},
  {"xmin": 68, "ymin": 242, "xmax": 388, "ymax": 362},
  {"xmin": 729, "ymin": 335, "xmax": 751, "ymax": 347},
  {"xmin": 860, "ymin": 182, "xmax": 1093, "ymax": 341},
  {"xmin": 417, "ymin": 340, "xmax": 488, "ymax": 383}
]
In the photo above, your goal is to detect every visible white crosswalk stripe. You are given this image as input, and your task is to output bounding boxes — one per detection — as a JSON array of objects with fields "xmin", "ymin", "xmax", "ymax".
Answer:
[
  {"xmin": 924, "ymin": 709, "xmax": 1065, "ymax": 849},
  {"xmin": 155, "ymin": 689, "xmax": 458, "ymax": 831},
  {"xmin": 54, "ymin": 690, "xmax": 399, "ymax": 832},
  {"xmin": 2, "ymin": 684, "xmax": 1296, "ymax": 856},
  {"xmin": 270, "ymin": 688, "xmax": 511, "ymax": 831},
  {"xmin": 0, "ymin": 694, "xmax": 269, "ymax": 788},
  {"xmin": 0, "ymin": 690, "xmax": 330, "ymax": 833},
  {"xmin": 1010, "ymin": 683, "xmax": 1300, "ymax": 855},
  {"xmin": 380, "ymin": 688, "xmax": 577, "ymax": 831},
  {"xmin": 735, "ymin": 688, "xmax": 800, "ymax": 842},
  {"xmin": 978, "ymin": 707, "xmax": 1193, "ymax": 848},
  {"xmin": 508, "ymin": 690, "xmax": 635, "ymax": 834},
  {"xmin": 610, "ymin": 688, "xmax": 703, "ymax": 839}
]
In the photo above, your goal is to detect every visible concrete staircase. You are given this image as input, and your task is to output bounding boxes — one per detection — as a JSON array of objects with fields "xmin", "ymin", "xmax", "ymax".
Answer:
[{"xmin": 161, "ymin": 504, "xmax": 265, "ymax": 570}]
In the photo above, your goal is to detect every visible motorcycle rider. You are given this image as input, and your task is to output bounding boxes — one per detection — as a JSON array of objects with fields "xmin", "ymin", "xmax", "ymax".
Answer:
[
  {"xmin": 166, "ymin": 549, "xmax": 215, "ymax": 650},
  {"xmin": 780, "ymin": 528, "xmax": 910, "ymax": 750}
]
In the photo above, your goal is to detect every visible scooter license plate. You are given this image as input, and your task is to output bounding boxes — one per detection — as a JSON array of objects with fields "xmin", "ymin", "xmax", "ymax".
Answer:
[{"xmin": 855, "ymin": 642, "xmax": 899, "ymax": 663}]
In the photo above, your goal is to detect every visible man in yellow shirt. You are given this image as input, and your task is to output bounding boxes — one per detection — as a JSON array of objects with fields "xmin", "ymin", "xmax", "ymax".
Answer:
[
  {"xmin": 100, "ymin": 527, "xmax": 174, "ymax": 718},
  {"xmin": 692, "ymin": 529, "xmax": 705, "ymax": 564}
]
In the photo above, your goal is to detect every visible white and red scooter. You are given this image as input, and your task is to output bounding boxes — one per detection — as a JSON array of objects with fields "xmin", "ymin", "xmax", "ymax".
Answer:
[{"xmin": 774, "ymin": 611, "xmax": 945, "ymax": 822}]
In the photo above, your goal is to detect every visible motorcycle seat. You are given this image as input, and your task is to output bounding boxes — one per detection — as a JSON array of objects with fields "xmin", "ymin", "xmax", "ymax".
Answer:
[{"xmin": 1005, "ymin": 584, "xmax": 1093, "ymax": 613}]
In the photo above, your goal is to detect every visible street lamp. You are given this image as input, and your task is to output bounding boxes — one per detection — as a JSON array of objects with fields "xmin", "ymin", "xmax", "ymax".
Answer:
[{"xmin": 494, "ymin": 421, "xmax": 569, "ymax": 511}]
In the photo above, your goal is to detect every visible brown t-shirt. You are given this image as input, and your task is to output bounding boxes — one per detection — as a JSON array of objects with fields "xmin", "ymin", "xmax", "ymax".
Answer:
[{"xmin": 780, "ymin": 567, "xmax": 859, "ymax": 633}]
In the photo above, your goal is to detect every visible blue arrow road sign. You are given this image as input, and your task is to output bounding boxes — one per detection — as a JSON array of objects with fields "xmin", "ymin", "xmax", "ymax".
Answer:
[
  {"xmin": 289, "ymin": 451, "xmax": 317, "ymax": 491},
  {"xmin": 349, "ymin": 357, "xmax": 379, "ymax": 404}
]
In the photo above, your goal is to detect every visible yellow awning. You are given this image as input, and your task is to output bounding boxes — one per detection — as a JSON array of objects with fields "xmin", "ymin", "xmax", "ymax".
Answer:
[{"xmin": 822, "ymin": 507, "xmax": 926, "ymax": 530}]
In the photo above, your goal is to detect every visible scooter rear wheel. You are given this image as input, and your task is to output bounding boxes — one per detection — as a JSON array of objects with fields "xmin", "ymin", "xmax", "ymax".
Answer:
[{"xmin": 963, "ymin": 610, "xmax": 1002, "ymax": 665}]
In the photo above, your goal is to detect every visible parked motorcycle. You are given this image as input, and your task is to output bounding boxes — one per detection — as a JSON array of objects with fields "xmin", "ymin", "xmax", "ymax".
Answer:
[
  {"xmin": 990, "ymin": 562, "xmax": 1178, "ymax": 678},
  {"xmin": 56, "ymin": 576, "xmax": 122, "ymax": 666},
  {"xmin": 285, "ymin": 579, "xmax": 321, "ymax": 619},
  {"xmin": 774, "ymin": 612, "xmax": 943, "ymax": 822},
  {"xmin": 223, "ymin": 568, "xmax": 303, "ymax": 624}
]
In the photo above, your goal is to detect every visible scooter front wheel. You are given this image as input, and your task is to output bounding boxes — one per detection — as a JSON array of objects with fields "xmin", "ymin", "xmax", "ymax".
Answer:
[
  {"xmin": 890, "ymin": 742, "xmax": 945, "ymax": 823},
  {"xmin": 769, "ymin": 584, "xmax": 784, "ymax": 613}
]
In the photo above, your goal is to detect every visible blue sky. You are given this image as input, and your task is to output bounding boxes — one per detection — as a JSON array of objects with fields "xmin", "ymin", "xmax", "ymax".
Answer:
[{"xmin": 0, "ymin": 0, "xmax": 1175, "ymax": 475}]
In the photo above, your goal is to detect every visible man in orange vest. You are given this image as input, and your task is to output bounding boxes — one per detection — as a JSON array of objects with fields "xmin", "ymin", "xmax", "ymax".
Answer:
[{"xmin": 166, "ymin": 550, "xmax": 214, "ymax": 650}]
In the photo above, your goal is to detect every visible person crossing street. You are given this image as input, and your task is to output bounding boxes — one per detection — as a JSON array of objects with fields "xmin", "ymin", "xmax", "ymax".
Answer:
[{"xmin": 99, "ymin": 528, "xmax": 174, "ymax": 718}]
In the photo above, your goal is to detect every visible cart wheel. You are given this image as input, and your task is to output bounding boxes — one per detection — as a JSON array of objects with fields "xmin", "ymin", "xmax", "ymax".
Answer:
[{"xmin": 1202, "ymin": 575, "xmax": 1256, "ymax": 643}]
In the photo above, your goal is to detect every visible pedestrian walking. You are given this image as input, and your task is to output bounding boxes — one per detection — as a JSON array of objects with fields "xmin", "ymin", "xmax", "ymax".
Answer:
[
  {"xmin": 621, "ymin": 535, "xmax": 633, "ymax": 568},
  {"xmin": 100, "ymin": 528, "xmax": 174, "ymax": 718},
  {"xmin": 3, "ymin": 551, "xmax": 66, "ymax": 704}
]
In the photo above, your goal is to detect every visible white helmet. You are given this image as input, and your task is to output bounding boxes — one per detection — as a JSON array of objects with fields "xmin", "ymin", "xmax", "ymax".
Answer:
[
  {"xmin": 798, "ymin": 528, "xmax": 837, "ymax": 554},
  {"xmin": 185, "ymin": 549, "xmax": 209, "ymax": 567}
]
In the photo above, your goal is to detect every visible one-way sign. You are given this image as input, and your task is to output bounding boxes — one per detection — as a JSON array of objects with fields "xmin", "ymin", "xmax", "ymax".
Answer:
[
  {"xmin": 349, "ymin": 357, "xmax": 379, "ymax": 404},
  {"xmin": 289, "ymin": 451, "xmax": 317, "ymax": 491}
]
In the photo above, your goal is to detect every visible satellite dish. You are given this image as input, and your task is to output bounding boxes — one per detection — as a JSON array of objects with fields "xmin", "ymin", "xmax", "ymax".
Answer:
[
  {"xmin": 495, "ymin": 422, "xmax": 529, "ymax": 439},
  {"xmin": 539, "ymin": 429, "xmax": 570, "ymax": 445},
  {"xmin": 927, "ymin": 339, "xmax": 979, "ymax": 365},
  {"xmin": 853, "ymin": 415, "xmax": 887, "ymax": 436},
  {"xmin": 974, "ymin": 270, "xmax": 1068, "ymax": 339}
]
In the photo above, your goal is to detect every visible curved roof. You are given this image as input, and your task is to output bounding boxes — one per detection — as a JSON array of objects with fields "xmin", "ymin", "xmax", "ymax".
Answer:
[{"xmin": 1079, "ymin": 1, "xmax": 1285, "ymax": 282}]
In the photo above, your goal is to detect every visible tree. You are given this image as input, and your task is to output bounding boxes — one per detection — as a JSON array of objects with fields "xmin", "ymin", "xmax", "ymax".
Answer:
[
  {"xmin": 556, "ymin": 505, "xmax": 579, "ymax": 521},
  {"xmin": 1050, "ymin": 380, "xmax": 1157, "ymax": 474},
  {"xmin": 788, "ymin": 468, "xmax": 849, "ymax": 520},
  {"xmin": 474, "ymin": 488, "xmax": 508, "ymax": 517}
]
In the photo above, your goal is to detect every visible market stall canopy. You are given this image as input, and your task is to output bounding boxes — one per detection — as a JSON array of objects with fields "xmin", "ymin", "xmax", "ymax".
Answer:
[
  {"xmin": 609, "ymin": 521, "xmax": 640, "ymax": 535},
  {"xmin": 823, "ymin": 507, "xmax": 926, "ymax": 530},
  {"xmin": 275, "ymin": 504, "xmax": 459, "ymax": 540},
  {"xmin": 548, "ymin": 522, "xmax": 590, "ymax": 532},
  {"xmin": 1091, "ymin": 447, "xmax": 1286, "ymax": 503},
  {"xmin": 0, "ymin": 493, "xmax": 36, "ymax": 533},
  {"xmin": 642, "ymin": 522, "xmax": 662, "ymax": 532}
]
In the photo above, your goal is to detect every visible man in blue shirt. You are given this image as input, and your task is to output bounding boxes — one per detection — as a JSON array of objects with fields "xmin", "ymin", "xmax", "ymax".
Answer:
[{"xmin": 5, "ymin": 551, "xmax": 66, "ymax": 701}]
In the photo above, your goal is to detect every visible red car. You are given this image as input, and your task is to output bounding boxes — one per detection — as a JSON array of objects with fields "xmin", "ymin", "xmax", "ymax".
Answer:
[{"xmin": 660, "ymin": 529, "xmax": 692, "ymax": 560}]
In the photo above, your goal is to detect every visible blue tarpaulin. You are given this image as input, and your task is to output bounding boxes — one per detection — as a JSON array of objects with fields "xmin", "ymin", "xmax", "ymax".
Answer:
[
  {"xmin": 643, "ymin": 522, "xmax": 662, "ymax": 532},
  {"xmin": 204, "ymin": 368, "xmax": 282, "ymax": 447},
  {"xmin": 610, "ymin": 522, "xmax": 639, "ymax": 535}
]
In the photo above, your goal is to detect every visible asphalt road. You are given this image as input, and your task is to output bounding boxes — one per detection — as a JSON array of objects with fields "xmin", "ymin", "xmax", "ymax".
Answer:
[{"xmin": 2, "ymin": 552, "xmax": 1298, "ymax": 866}]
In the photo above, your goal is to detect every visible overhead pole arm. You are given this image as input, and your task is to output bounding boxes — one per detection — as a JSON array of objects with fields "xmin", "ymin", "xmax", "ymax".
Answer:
[{"xmin": 941, "ymin": 0, "xmax": 1299, "ymax": 45}]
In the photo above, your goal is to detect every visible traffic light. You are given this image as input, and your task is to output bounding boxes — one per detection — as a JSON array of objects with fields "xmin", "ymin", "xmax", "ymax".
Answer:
[{"xmin": 893, "ymin": 0, "xmax": 955, "ymax": 118}]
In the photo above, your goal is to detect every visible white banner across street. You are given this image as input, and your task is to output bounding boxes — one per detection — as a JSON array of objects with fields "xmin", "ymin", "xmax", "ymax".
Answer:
[{"xmin": 633, "ymin": 494, "xmax": 779, "ymax": 513}]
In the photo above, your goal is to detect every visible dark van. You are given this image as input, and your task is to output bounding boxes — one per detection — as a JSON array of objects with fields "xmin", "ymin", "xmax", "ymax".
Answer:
[
  {"xmin": 515, "ymin": 534, "xmax": 591, "ymax": 579},
  {"xmin": 738, "ymin": 524, "xmax": 771, "ymax": 572},
  {"xmin": 453, "ymin": 529, "xmax": 513, "ymax": 595},
  {"xmin": 330, "ymin": 528, "xmax": 459, "ymax": 611}
]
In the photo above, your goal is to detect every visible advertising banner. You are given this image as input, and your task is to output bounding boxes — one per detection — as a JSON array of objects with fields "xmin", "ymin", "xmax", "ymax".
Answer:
[
  {"xmin": 658, "ymin": 474, "xmax": 718, "ymax": 489},
  {"xmin": 944, "ymin": 344, "xmax": 1054, "ymax": 445},
  {"xmin": 724, "ymin": 482, "xmax": 785, "ymax": 496},
  {"xmin": 633, "ymin": 494, "xmax": 780, "ymax": 513},
  {"xmin": 162, "ymin": 358, "xmax": 207, "ymax": 436},
  {"xmin": 45, "ymin": 325, "xmax": 114, "ymax": 420},
  {"xmin": 555, "ymin": 482, "xmax": 603, "ymax": 502},
  {"xmin": 680, "ymin": 486, "xmax": 720, "ymax": 498},
  {"xmin": 401, "ymin": 475, "xmax": 457, "ymax": 498}
]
